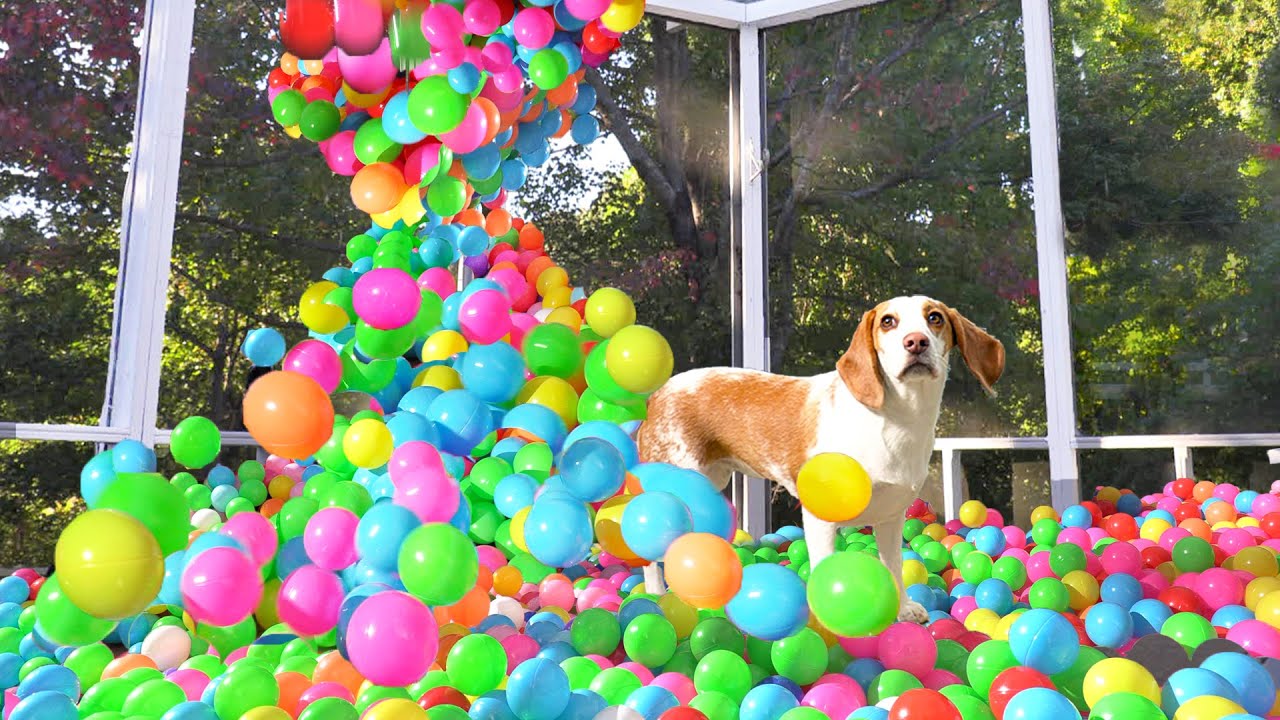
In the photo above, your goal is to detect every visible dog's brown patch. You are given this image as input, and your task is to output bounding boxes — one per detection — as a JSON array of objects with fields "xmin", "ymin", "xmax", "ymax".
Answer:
[
  {"xmin": 837, "ymin": 304, "xmax": 887, "ymax": 411},
  {"xmin": 941, "ymin": 304, "xmax": 1005, "ymax": 392}
]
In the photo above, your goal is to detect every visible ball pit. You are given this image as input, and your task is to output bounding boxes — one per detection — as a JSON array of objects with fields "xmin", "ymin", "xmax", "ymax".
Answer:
[{"xmin": 12, "ymin": 2, "xmax": 1280, "ymax": 720}]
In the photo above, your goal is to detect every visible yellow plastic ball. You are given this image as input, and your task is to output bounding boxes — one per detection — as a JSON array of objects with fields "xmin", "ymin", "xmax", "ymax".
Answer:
[
  {"xmin": 415, "ymin": 364, "xmax": 462, "ymax": 391},
  {"xmin": 542, "ymin": 286, "xmax": 573, "ymax": 309},
  {"xmin": 280, "ymin": 52, "xmax": 299, "ymax": 74},
  {"xmin": 283, "ymin": 123, "xmax": 302, "ymax": 139},
  {"xmin": 958, "ymin": 500, "xmax": 988, "ymax": 529},
  {"xmin": 1063, "ymin": 570, "xmax": 1100, "ymax": 612},
  {"xmin": 964, "ymin": 608, "xmax": 999, "ymax": 636},
  {"xmin": 545, "ymin": 306, "xmax": 582, "ymax": 331},
  {"xmin": 1082, "ymin": 657, "xmax": 1160, "ymax": 708},
  {"xmin": 397, "ymin": 186, "xmax": 427, "ymax": 226},
  {"xmin": 594, "ymin": 495, "xmax": 639, "ymax": 561},
  {"xmin": 796, "ymin": 453, "xmax": 872, "ymax": 523},
  {"xmin": 421, "ymin": 330, "xmax": 469, "ymax": 363},
  {"xmin": 1237, "ymin": 516, "xmax": 1260, "ymax": 528},
  {"xmin": 584, "ymin": 287, "xmax": 637, "ymax": 339},
  {"xmin": 733, "ymin": 529, "xmax": 753, "ymax": 545},
  {"xmin": 535, "ymin": 266, "xmax": 570, "ymax": 296},
  {"xmin": 241, "ymin": 707, "xmax": 294, "ymax": 720},
  {"xmin": 1030, "ymin": 505, "xmax": 1059, "ymax": 524},
  {"xmin": 510, "ymin": 507, "xmax": 530, "ymax": 552},
  {"xmin": 901, "ymin": 560, "xmax": 928, "ymax": 589},
  {"xmin": 658, "ymin": 593, "xmax": 699, "ymax": 640},
  {"xmin": 1140, "ymin": 518, "xmax": 1171, "ymax": 543},
  {"xmin": 993, "ymin": 609, "xmax": 1026, "ymax": 640},
  {"xmin": 1235, "ymin": 546, "xmax": 1278, "ymax": 578},
  {"xmin": 343, "ymin": 418, "xmax": 394, "ymax": 469},
  {"xmin": 361, "ymin": 698, "xmax": 428, "ymax": 720},
  {"xmin": 1172, "ymin": 695, "xmax": 1246, "ymax": 720},
  {"xmin": 255, "ymin": 578, "xmax": 281, "ymax": 629},
  {"xmin": 1095, "ymin": 487, "xmax": 1121, "ymax": 505},
  {"xmin": 268, "ymin": 475, "xmax": 294, "ymax": 500},
  {"xmin": 600, "ymin": 0, "xmax": 645, "ymax": 33},
  {"xmin": 493, "ymin": 566, "xmax": 523, "ymax": 597},
  {"xmin": 1155, "ymin": 562, "xmax": 1178, "ymax": 584},
  {"xmin": 1255, "ymin": 591, "xmax": 1280, "ymax": 630},
  {"xmin": 923, "ymin": 523, "xmax": 947, "ymax": 542},
  {"xmin": 1246, "ymin": 578, "xmax": 1280, "ymax": 610},
  {"xmin": 371, "ymin": 204, "xmax": 402, "ymax": 228},
  {"xmin": 299, "ymin": 281, "xmax": 349, "ymax": 334},
  {"xmin": 604, "ymin": 325, "xmax": 674, "ymax": 395},
  {"xmin": 54, "ymin": 509, "xmax": 164, "ymax": 620},
  {"xmin": 518, "ymin": 376, "xmax": 579, "ymax": 429}
]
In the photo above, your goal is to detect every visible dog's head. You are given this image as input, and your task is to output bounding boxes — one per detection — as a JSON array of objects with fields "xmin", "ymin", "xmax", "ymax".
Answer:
[{"xmin": 836, "ymin": 296, "xmax": 1005, "ymax": 410}]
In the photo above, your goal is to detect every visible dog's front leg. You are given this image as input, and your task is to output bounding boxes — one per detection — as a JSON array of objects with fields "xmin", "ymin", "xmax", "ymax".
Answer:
[
  {"xmin": 873, "ymin": 517, "xmax": 929, "ymax": 624},
  {"xmin": 801, "ymin": 508, "xmax": 837, "ymax": 570}
]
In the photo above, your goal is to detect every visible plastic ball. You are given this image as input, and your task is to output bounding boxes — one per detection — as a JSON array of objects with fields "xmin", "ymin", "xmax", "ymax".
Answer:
[
  {"xmin": 807, "ymin": 549, "xmax": 898, "ymax": 637},
  {"xmin": 604, "ymin": 325, "xmax": 673, "ymax": 395},
  {"xmin": 170, "ymin": 416, "xmax": 222, "ymax": 469},
  {"xmin": 243, "ymin": 371, "xmax": 336, "ymax": 459},
  {"xmin": 53, "ymin": 509, "xmax": 163, "ymax": 620},
  {"xmin": 795, "ymin": 453, "xmax": 872, "ymax": 523}
]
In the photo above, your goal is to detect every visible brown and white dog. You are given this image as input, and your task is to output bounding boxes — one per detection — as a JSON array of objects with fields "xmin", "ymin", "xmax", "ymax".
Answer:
[{"xmin": 635, "ymin": 296, "xmax": 1005, "ymax": 623}]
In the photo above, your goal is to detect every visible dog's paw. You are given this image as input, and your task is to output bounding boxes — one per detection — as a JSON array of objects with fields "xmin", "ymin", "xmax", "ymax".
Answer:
[{"xmin": 897, "ymin": 600, "xmax": 929, "ymax": 625}]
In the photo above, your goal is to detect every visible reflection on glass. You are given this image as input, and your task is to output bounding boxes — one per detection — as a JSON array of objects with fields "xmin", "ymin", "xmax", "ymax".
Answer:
[
  {"xmin": 1057, "ymin": 0, "xmax": 1280, "ymax": 436},
  {"xmin": 0, "ymin": 2, "xmax": 142, "ymax": 423},
  {"xmin": 765, "ymin": 0, "xmax": 1043, "ymax": 440}
]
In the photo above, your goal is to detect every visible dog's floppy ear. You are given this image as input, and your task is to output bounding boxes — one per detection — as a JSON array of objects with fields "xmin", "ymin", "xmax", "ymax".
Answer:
[
  {"xmin": 837, "ymin": 309, "xmax": 884, "ymax": 410},
  {"xmin": 943, "ymin": 305, "xmax": 1005, "ymax": 394}
]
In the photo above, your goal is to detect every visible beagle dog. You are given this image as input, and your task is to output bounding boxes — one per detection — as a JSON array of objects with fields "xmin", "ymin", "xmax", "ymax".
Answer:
[{"xmin": 635, "ymin": 296, "xmax": 1005, "ymax": 623}]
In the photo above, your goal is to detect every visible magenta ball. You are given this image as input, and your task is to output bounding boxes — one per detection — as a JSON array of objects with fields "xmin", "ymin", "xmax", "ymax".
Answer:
[
  {"xmin": 802, "ymin": 681, "xmax": 866, "ymax": 720},
  {"xmin": 303, "ymin": 507, "xmax": 360, "ymax": 571},
  {"xmin": 389, "ymin": 440, "xmax": 447, "ymax": 482},
  {"xmin": 1226, "ymin": 619, "xmax": 1280, "ymax": 659},
  {"xmin": 421, "ymin": 2, "xmax": 464, "ymax": 50},
  {"xmin": 462, "ymin": 0, "xmax": 501, "ymax": 35},
  {"xmin": 512, "ymin": 7, "xmax": 555, "ymax": 49},
  {"xmin": 338, "ymin": 38, "xmax": 396, "ymax": 94},
  {"xmin": 458, "ymin": 289, "xmax": 512, "ymax": 344},
  {"xmin": 353, "ymin": 268, "xmax": 422, "ymax": 330},
  {"xmin": 877, "ymin": 622, "xmax": 937, "ymax": 678},
  {"xmin": 652, "ymin": 673, "xmax": 696, "ymax": 704},
  {"xmin": 168, "ymin": 669, "xmax": 210, "ymax": 701},
  {"xmin": 324, "ymin": 131, "xmax": 361, "ymax": 175},
  {"xmin": 278, "ymin": 565, "xmax": 344, "ymax": 636},
  {"xmin": 418, "ymin": 267, "xmax": 457, "ymax": 300},
  {"xmin": 219, "ymin": 512, "xmax": 278, "ymax": 567},
  {"xmin": 283, "ymin": 339, "xmax": 343, "ymax": 394},
  {"xmin": 393, "ymin": 468, "xmax": 461, "ymax": 523},
  {"xmin": 181, "ymin": 547, "xmax": 262, "ymax": 626},
  {"xmin": 346, "ymin": 591, "xmax": 439, "ymax": 686},
  {"xmin": 563, "ymin": 0, "xmax": 611, "ymax": 21}
]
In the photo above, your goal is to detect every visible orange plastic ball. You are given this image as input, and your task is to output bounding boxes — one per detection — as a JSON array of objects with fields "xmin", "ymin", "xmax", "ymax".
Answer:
[
  {"xmin": 243, "ymin": 371, "xmax": 335, "ymax": 459},
  {"xmin": 493, "ymin": 566, "xmax": 522, "ymax": 596},
  {"xmin": 314, "ymin": 652, "xmax": 365, "ymax": 697},
  {"xmin": 350, "ymin": 162, "xmax": 406, "ymax": 215},
  {"xmin": 663, "ymin": 533, "xmax": 742, "ymax": 609}
]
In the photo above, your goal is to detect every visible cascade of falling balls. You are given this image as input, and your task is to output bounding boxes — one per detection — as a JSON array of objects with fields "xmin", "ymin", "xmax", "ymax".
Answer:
[{"xmin": 10, "ymin": 1, "xmax": 1280, "ymax": 719}]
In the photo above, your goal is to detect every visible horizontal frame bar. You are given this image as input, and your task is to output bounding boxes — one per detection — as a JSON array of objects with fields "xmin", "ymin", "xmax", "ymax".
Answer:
[
  {"xmin": 0, "ymin": 423, "xmax": 132, "ymax": 443},
  {"xmin": 151, "ymin": 429, "xmax": 258, "ymax": 446},
  {"xmin": 647, "ymin": 0, "xmax": 898, "ymax": 29},
  {"xmin": 644, "ymin": 0, "xmax": 747, "ymax": 28},
  {"xmin": 1074, "ymin": 434, "xmax": 1280, "ymax": 450}
]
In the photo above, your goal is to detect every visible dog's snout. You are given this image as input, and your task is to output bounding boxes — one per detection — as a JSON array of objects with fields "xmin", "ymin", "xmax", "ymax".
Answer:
[{"xmin": 903, "ymin": 332, "xmax": 930, "ymax": 355}]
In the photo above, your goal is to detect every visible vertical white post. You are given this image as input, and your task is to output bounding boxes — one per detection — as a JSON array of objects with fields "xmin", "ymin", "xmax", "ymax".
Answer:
[
  {"xmin": 1020, "ymin": 0, "xmax": 1080, "ymax": 509},
  {"xmin": 100, "ymin": 0, "xmax": 198, "ymax": 445},
  {"xmin": 942, "ymin": 448, "xmax": 964, "ymax": 521},
  {"xmin": 1174, "ymin": 445, "xmax": 1195, "ymax": 480},
  {"xmin": 737, "ymin": 24, "xmax": 770, "ymax": 539}
]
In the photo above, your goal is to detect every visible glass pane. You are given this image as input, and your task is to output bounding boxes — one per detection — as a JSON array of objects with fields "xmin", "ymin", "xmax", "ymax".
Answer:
[
  {"xmin": 1078, "ymin": 449, "xmax": 1174, "ymax": 499},
  {"xmin": 1186, "ymin": 447, "xmax": 1278, "ymax": 492},
  {"xmin": 765, "ymin": 0, "xmax": 1044, "ymax": 438},
  {"xmin": 159, "ymin": 0, "xmax": 352, "ymax": 429},
  {"xmin": 162, "ymin": 10, "xmax": 731, "ymax": 427},
  {"xmin": 0, "ymin": 441, "xmax": 94, "ymax": 568},
  {"xmin": 0, "ymin": 2, "xmax": 142, "ymax": 424},
  {"xmin": 1057, "ymin": 0, "xmax": 1280, "ymax": 434},
  {"xmin": 519, "ymin": 18, "xmax": 734, "ymax": 372}
]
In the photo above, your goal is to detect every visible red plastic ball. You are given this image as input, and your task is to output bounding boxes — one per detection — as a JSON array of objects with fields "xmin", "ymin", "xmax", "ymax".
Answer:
[
  {"xmin": 418, "ymin": 686, "xmax": 471, "ymax": 710},
  {"xmin": 1105, "ymin": 513, "xmax": 1138, "ymax": 541},
  {"xmin": 1141, "ymin": 546, "xmax": 1172, "ymax": 569},
  {"xmin": 987, "ymin": 667, "xmax": 1055, "ymax": 719},
  {"xmin": 660, "ymin": 709, "xmax": 709, "ymax": 720},
  {"xmin": 1262, "ymin": 512, "xmax": 1280, "ymax": 539},
  {"xmin": 1174, "ymin": 502, "xmax": 1202, "ymax": 524},
  {"xmin": 889, "ymin": 689, "xmax": 963, "ymax": 720},
  {"xmin": 1159, "ymin": 586, "xmax": 1207, "ymax": 616},
  {"xmin": 1172, "ymin": 478, "xmax": 1196, "ymax": 500}
]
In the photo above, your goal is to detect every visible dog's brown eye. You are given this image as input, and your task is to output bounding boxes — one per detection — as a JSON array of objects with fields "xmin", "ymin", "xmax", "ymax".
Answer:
[
  {"xmin": 928, "ymin": 311, "xmax": 944, "ymax": 325},
  {"xmin": 880, "ymin": 315, "xmax": 897, "ymax": 329}
]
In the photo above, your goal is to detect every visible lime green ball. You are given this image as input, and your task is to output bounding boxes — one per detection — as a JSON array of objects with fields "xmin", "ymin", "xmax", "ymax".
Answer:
[{"xmin": 1027, "ymin": 577, "xmax": 1071, "ymax": 612}]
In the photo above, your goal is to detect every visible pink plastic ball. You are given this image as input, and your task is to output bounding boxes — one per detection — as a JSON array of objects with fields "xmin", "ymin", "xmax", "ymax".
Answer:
[
  {"xmin": 347, "ymin": 591, "xmax": 439, "ymax": 686},
  {"xmin": 388, "ymin": 440, "xmax": 447, "ymax": 483},
  {"xmin": 181, "ymin": 547, "xmax": 263, "ymax": 626},
  {"xmin": 951, "ymin": 596, "xmax": 978, "ymax": 622},
  {"xmin": 168, "ymin": 669, "xmax": 210, "ymax": 700},
  {"xmin": 539, "ymin": 580, "xmax": 575, "ymax": 611},
  {"xmin": 418, "ymin": 267, "xmax": 457, "ymax": 301},
  {"xmin": 563, "ymin": 0, "xmax": 611, "ymax": 21},
  {"xmin": 1100, "ymin": 542, "xmax": 1142, "ymax": 576},
  {"xmin": 617, "ymin": 662, "xmax": 653, "ymax": 684},
  {"xmin": 421, "ymin": 3, "xmax": 465, "ymax": 50},
  {"xmin": 463, "ymin": 0, "xmax": 501, "ymax": 35},
  {"xmin": 652, "ymin": 673, "xmax": 696, "ymax": 704},
  {"xmin": 220, "ymin": 512, "xmax": 279, "ymax": 567},
  {"xmin": 802, "ymin": 681, "xmax": 866, "ymax": 720},
  {"xmin": 334, "ymin": 0, "xmax": 384, "ymax": 56},
  {"xmin": 838, "ymin": 635, "xmax": 880, "ymax": 659},
  {"xmin": 512, "ymin": 7, "xmax": 555, "ymax": 49},
  {"xmin": 338, "ymin": 38, "xmax": 396, "ymax": 94},
  {"xmin": 1194, "ymin": 568, "xmax": 1243, "ymax": 611},
  {"xmin": 1138, "ymin": 570, "xmax": 1169, "ymax": 598},
  {"xmin": 501, "ymin": 633, "xmax": 540, "ymax": 672},
  {"xmin": 1156, "ymin": 497, "xmax": 1181, "ymax": 514},
  {"xmin": 440, "ymin": 101, "xmax": 490, "ymax": 155},
  {"xmin": 278, "ymin": 565, "xmax": 344, "ymax": 635},
  {"xmin": 1218, "ymin": 528, "xmax": 1256, "ymax": 555},
  {"xmin": 1026, "ymin": 553, "xmax": 1053, "ymax": 582},
  {"xmin": 1159, "ymin": 527, "xmax": 1192, "ymax": 552},
  {"xmin": 458, "ymin": 289, "xmax": 513, "ymax": 344},
  {"xmin": 878, "ymin": 622, "xmax": 937, "ymax": 678},
  {"xmin": 393, "ymin": 468, "xmax": 461, "ymax": 524},
  {"xmin": 1002, "ymin": 526, "xmax": 1027, "ymax": 550},
  {"xmin": 1057, "ymin": 527, "xmax": 1090, "ymax": 549},
  {"xmin": 476, "ymin": 545, "xmax": 507, "ymax": 571},
  {"xmin": 324, "ymin": 131, "xmax": 361, "ymax": 176},
  {"xmin": 1226, "ymin": 619, "xmax": 1280, "ymax": 659},
  {"xmin": 284, "ymin": 340, "xmax": 343, "ymax": 394},
  {"xmin": 1251, "ymin": 494, "xmax": 1280, "ymax": 517},
  {"xmin": 1214, "ymin": 484, "xmax": 1240, "ymax": 502},
  {"xmin": 985, "ymin": 508, "xmax": 1004, "ymax": 527},
  {"xmin": 303, "ymin": 507, "xmax": 360, "ymax": 571},
  {"xmin": 353, "ymin": 268, "xmax": 422, "ymax": 330},
  {"xmin": 298, "ymin": 682, "xmax": 356, "ymax": 714}
]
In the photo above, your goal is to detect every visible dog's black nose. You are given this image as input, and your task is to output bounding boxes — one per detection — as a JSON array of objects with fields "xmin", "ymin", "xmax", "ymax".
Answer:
[{"xmin": 904, "ymin": 332, "xmax": 929, "ymax": 355}]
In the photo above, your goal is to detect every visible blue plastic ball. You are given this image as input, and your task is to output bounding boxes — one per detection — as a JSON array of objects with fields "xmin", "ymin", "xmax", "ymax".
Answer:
[
  {"xmin": 79, "ymin": 450, "xmax": 116, "ymax": 508},
  {"xmin": 507, "ymin": 657, "xmax": 571, "ymax": 720},
  {"xmin": 494, "ymin": 473, "xmax": 538, "ymax": 518},
  {"xmin": 1060, "ymin": 505, "xmax": 1092, "ymax": 529},
  {"xmin": 740, "ymin": 683, "xmax": 800, "ymax": 720},
  {"xmin": 471, "ymin": 692, "xmax": 520, "ymax": 720},
  {"xmin": 1131, "ymin": 598, "xmax": 1173, "ymax": 635},
  {"xmin": 617, "ymin": 598, "xmax": 661, "ymax": 630},
  {"xmin": 161, "ymin": 700, "xmax": 221, "ymax": 720},
  {"xmin": 110, "ymin": 439, "xmax": 156, "ymax": 473},
  {"xmin": 523, "ymin": 494, "xmax": 594, "ymax": 567},
  {"xmin": 725, "ymin": 564, "xmax": 809, "ymax": 641},
  {"xmin": 1008, "ymin": 608, "xmax": 1080, "ymax": 674},
  {"xmin": 1161, "ymin": 667, "xmax": 1241, "ymax": 716},
  {"xmin": 1002, "ymin": 687, "xmax": 1077, "ymax": 720},
  {"xmin": 356, "ymin": 501, "xmax": 421, "ymax": 571},
  {"xmin": 620, "ymin": 491, "xmax": 693, "ymax": 562},
  {"xmin": 630, "ymin": 463, "xmax": 733, "ymax": 540},
  {"xmin": 555, "ymin": 690, "xmax": 607, "ymax": 720},
  {"xmin": 16, "ymin": 665, "xmax": 78, "ymax": 700},
  {"xmin": 458, "ymin": 342, "xmax": 527, "ymax": 404},
  {"xmin": 242, "ymin": 327, "xmax": 287, "ymax": 367},
  {"xmin": 974, "ymin": 578, "xmax": 1014, "ymax": 615},
  {"xmin": 1099, "ymin": 573, "xmax": 1143, "ymax": 608},
  {"xmin": 624, "ymin": 685, "xmax": 679, "ymax": 720},
  {"xmin": 0, "ymin": 577, "xmax": 29, "ymax": 605},
  {"xmin": 1084, "ymin": 601, "xmax": 1133, "ymax": 649},
  {"xmin": 1211, "ymin": 605, "xmax": 1254, "ymax": 629},
  {"xmin": 559, "ymin": 437, "xmax": 626, "ymax": 503},
  {"xmin": 9, "ymin": 690, "xmax": 77, "ymax": 720},
  {"xmin": 1200, "ymin": 651, "xmax": 1277, "ymax": 716},
  {"xmin": 427, "ymin": 389, "xmax": 496, "ymax": 456}
]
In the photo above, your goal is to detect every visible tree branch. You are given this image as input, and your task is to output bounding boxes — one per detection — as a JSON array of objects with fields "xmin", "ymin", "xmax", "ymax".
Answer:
[
  {"xmin": 585, "ymin": 65, "xmax": 677, "ymax": 209},
  {"xmin": 174, "ymin": 211, "xmax": 340, "ymax": 254}
]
